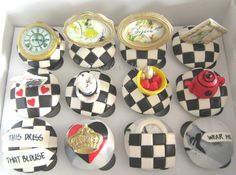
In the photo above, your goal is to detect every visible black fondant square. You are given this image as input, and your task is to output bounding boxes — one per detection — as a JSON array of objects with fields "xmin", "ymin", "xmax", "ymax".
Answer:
[
  {"xmin": 129, "ymin": 134, "xmax": 142, "ymax": 146},
  {"xmin": 73, "ymin": 55, "xmax": 83, "ymax": 64},
  {"xmin": 154, "ymin": 157, "xmax": 166, "ymax": 169},
  {"xmin": 84, "ymin": 52, "xmax": 97, "ymax": 65},
  {"xmin": 99, "ymin": 52, "xmax": 111, "ymax": 64},
  {"xmin": 51, "ymin": 84, "xmax": 60, "ymax": 95},
  {"xmin": 177, "ymin": 90, "xmax": 186, "ymax": 101},
  {"xmin": 27, "ymin": 108, "xmax": 40, "ymax": 117},
  {"xmin": 186, "ymin": 99, "xmax": 199, "ymax": 110},
  {"xmin": 158, "ymin": 90, "xmax": 168, "ymax": 101},
  {"xmin": 127, "ymin": 60, "xmax": 137, "ymax": 67},
  {"xmin": 182, "ymin": 52, "xmax": 194, "ymax": 63},
  {"xmin": 199, "ymin": 109, "xmax": 211, "ymax": 116},
  {"xmin": 16, "ymin": 98, "xmax": 27, "ymax": 109},
  {"xmin": 137, "ymin": 98, "xmax": 152, "ymax": 113},
  {"xmin": 124, "ymin": 94, "xmax": 136, "ymax": 107},
  {"xmin": 39, "ymin": 95, "xmax": 51, "ymax": 107},
  {"xmin": 173, "ymin": 44, "xmax": 182, "ymax": 55},
  {"xmin": 165, "ymin": 145, "xmax": 176, "ymax": 157},
  {"xmin": 97, "ymin": 91, "xmax": 108, "ymax": 103},
  {"xmin": 109, "ymin": 85, "xmax": 117, "ymax": 95},
  {"xmin": 193, "ymin": 44, "xmax": 205, "ymax": 51},
  {"xmin": 195, "ymin": 62, "xmax": 205, "ymax": 68},
  {"xmin": 124, "ymin": 81, "xmax": 136, "ymax": 92},
  {"xmin": 153, "ymin": 134, "xmax": 166, "ymax": 145},
  {"xmin": 128, "ymin": 70, "xmax": 138, "ymax": 79},
  {"xmin": 25, "ymin": 87, "xmax": 38, "ymax": 96},
  {"xmin": 153, "ymin": 103, "xmax": 164, "ymax": 113},
  {"xmin": 34, "ymin": 119, "xmax": 46, "ymax": 126},
  {"xmin": 158, "ymin": 50, "xmax": 166, "ymax": 58},
  {"xmin": 214, "ymin": 43, "xmax": 220, "ymax": 52},
  {"xmin": 10, "ymin": 89, "xmax": 15, "ymax": 99},
  {"xmin": 81, "ymin": 102, "xmax": 93, "ymax": 112},
  {"xmin": 99, "ymin": 74, "xmax": 110, "ymax": 82},
  {"xmin": 210, "ymin": 97, "xmax": 221, "ymax": 108},
  {"xmin": 141, "ymin": 146, "xmax": 154, "ymax": 157},
  {"xmin": 136, "ymin": 50, "xmax": 147, "ymax": 59},
  {"xmin": 205, "ymin": 52, "xmax": 215, "ymax": 62},
  {"xmin": 121, "ymin": 50, "xmax": 126, "ymax": 59},
  {"xmin": 129, "ymin": 158, "xmax": 141, "ymax": 168},
  {"xmin": 71, "ymin": 44, "xmax": 79, "ymax": 52}
]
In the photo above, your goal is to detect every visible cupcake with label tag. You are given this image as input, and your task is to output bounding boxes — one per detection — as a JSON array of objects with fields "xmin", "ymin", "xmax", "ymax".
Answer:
[
  {"xmin": 17, "ymin": 21, "xmax": 65, "ymax": 70},
  {"xmin": 2, "ymin": 118, "xmax": 58, "ymax": 173},
  {"xmin": 64, "ymin": 12, "xmax": 116, "ymax": 70}
]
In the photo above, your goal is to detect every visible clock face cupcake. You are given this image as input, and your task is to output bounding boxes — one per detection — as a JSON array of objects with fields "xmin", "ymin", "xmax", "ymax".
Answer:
[
  {"xmin": 176, "ymin": 68, "xmax": 228, "ymax": 117},
  {"xmin": 181, "ymin": 118, "xmax": 233, "ymax": 169},
  {"xmin": 65, "ymin": 119, "xmax": 115, "ymax": 171},
  {"xmin": 10, "ymin": 68, "xmax": 61, "ymax": 118},
  {"xmin": 118, "ymin": 12, "xmax": 173, "ymax": 69},
  {"xmin": 64, "ymin": 12, "xmax": 116, "ymax": 70},
  {"xmin": 124, "ymin": 117, "xmax": 176, "ymax": 170},
  {"xmin": 65, "ymin": 70, "xmax": 116, "ymax": 117},
  {"xmin": 122, "ymin": 66, "xmax": 172, "ymax": 116},
  {"xmin": 17, "ymin": 21, "xmax": 65, "ymax": 70},
  {"xmin": 2, "ymin": 118, "xmax": 58, "ymax": 173}
]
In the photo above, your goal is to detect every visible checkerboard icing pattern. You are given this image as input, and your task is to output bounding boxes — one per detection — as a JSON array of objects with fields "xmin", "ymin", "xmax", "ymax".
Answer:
[
  {"xmin": 19, "ymin": 29, "xmax": 65, "ymax": 69},
  {"xmin": 6, "ymin": 118, "xmax": 57, "ymax": 173},
  {"xmin": 172, "ymin": 26, "xmax": 220, "ymax": 69},
  {"xmin": 65, "ymin": 70, "xmax": 117, "ymax": 117},
  {"xmin": 128, "ymin": 133, "xmax": 176, "ymax": 170},
  {"xmin": 10, "ymin": 69, "xmax": 60, "ymax": 118},
  {"xmin": 176, "ymin": 68, "xmax": 228, "ymax": 117},
  {"xmin": 68, "ymin": 42, "xmax": 116, "ymax": 68},
  {"xmin": 120, "ymin": 43, "xmax": 166, "ymax": 68},
  {"xmin": 122, "ymin": 69, "xmax": 172, "ymax": 115}
]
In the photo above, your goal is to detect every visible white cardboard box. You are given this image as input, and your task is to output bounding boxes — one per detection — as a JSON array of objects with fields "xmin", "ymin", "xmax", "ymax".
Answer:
[{"xmin": 1, "ymin": 0, "xmax": 236, "ymax": 175}]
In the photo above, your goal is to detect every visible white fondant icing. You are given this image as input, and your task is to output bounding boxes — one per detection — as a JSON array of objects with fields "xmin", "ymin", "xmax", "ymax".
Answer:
[{"xmin": 75, "ymin": 72, "xmax": 100, "ymax": 103}]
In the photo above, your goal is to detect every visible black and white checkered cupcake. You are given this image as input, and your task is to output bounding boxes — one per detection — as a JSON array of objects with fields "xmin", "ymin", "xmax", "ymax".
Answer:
[
  {"xmin": 10, "ymin": 68, "xmax": 61, "ymax": 118},
  {"xmin": 172, "ymin": 26, "xmax": 220, "ymax": 69},
  {"xmin": 124, "ymin": 117, "xmax": 176, "ymax": 170},
  {"xmin": 65, "ymin": 70, "xmax": 116, "ymax": 117},
  {"xmin": 64, "ymin": 12, "xmax": 116, "ymax": 70}
]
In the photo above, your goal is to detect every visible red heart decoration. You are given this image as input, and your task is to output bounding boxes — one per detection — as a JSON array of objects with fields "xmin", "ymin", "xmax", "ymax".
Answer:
[
  {"xmin": 16, "ymin": 89, "xmax": 23, "ymax": 97},
  {"xmin": 27, "ymin": 98, "xmax": 35, "ymax": 107},
  {"xmin": 40, "ymin": 85, "xmax": 49, "ymax": 94}
]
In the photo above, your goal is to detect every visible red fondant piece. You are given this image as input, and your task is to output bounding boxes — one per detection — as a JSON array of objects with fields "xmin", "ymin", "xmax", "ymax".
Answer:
[
  {"xmin": 40, "ymin": 85, "xmax": 49, "ymax": 94},
  {"xmin": 152, "ymin": 75, "xmax": 162, "ymax": 84},
  {"xmin": 16, "ymin": 89, "xmax": 23, "ymax": 97},
  {"xmin": 27, "ymin": 98, "xmax": 35, "ymax": 107},
  {"xmin": 88, "ymin": 138, "xmax": 107, "ymax": 163},
  {"xmin": 149, "ymin": 81, "xmax": 159, "ymax": 91},
  {"xmin": 140, "ymin": 79, "xmax": 150, "ymax": 89},
  {"xmin": 67, "ymin": 124, "xmax": 83, "ymax": 138}
]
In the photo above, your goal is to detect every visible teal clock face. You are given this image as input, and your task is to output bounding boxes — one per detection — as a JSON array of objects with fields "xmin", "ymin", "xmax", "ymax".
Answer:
[{"xmin": 22, "ymin": 26, "xmax": 53, "ymax": 55}]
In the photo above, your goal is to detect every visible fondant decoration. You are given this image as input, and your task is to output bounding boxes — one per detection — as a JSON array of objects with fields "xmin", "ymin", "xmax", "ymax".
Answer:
[
  {"xmin": 10, "ymin": 68, "xmax": 60, "ymax": 118},
  {"xmin": 180, "ymin": 18, "xmax": 227, "ymax": 44},
  {"xmin": 118, "ymin": 12, "xmax": 173, "ymax": 68},
  {"xmin": 184, "ymin": 69, "xmax": 225, "ymax": 98},
  {"xmin": 137, "ymin": 66, "xmax": 167, "ymax": 95},
  {"xmin": 11, "ymin": 71, "xmax": 48, "ymax": 88},
  {"xmin": 181, "ymin": 118, "xmax": 233, "ymax": 169},
  {"xmin": 65, "ymin": 70, "xmax": 116, "ymax": 117},
  {"xmin": 2, "ymin": 118, "xmax": 57, "ymax": 173},
  {"xmin": 64, "ymin": 12, "xmax": 116, "ymax": 70},
  {"xmin": 65, "ymin": 119, "xmax": 115, "ymax": 171},
  {"xmin": 172, "ymin": 26, "xmax": 220, "ymax": 69},
  {"xmin": 124, "ymin": 117, "xmax": 176, "ymax": 170},
  {"xmin": 122, "ymin": 67, "xmax": 172, "ymax": 116},
  {"xmin": 176, "ymin": 68, "xmax": 228, "ymax": 117},
  {"xmin": 17, "ymin": 22, "xmax": 65, "ymax": 70}
]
